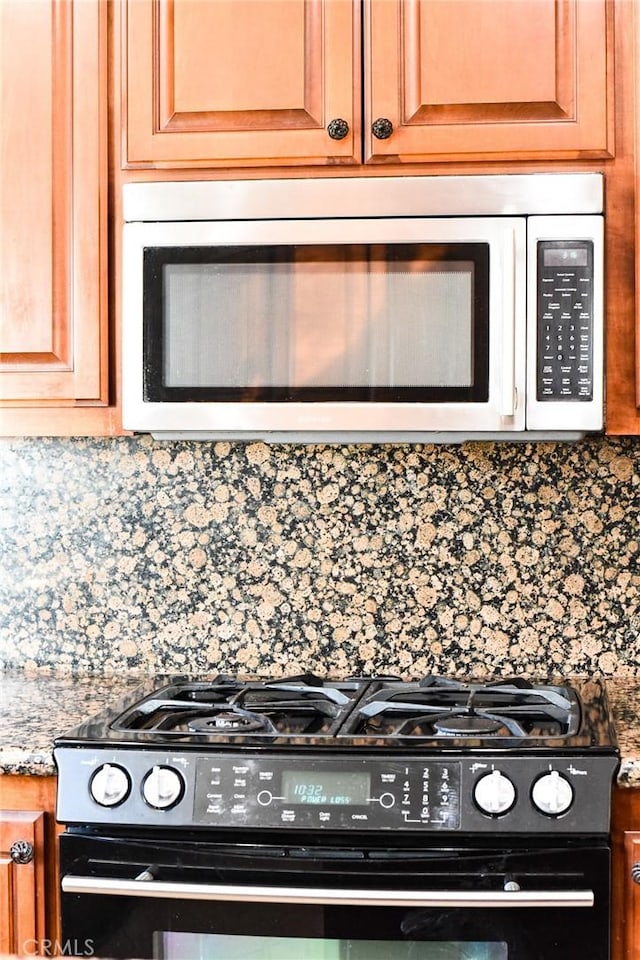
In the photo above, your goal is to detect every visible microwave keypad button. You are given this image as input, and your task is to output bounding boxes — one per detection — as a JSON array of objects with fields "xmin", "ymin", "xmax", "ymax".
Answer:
[{"xmin": 536, "ymin": 240, "xmax": 594, "ymax": 402}]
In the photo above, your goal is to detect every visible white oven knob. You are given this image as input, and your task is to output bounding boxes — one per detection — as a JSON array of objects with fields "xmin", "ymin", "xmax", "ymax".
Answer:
[
  {"xmin": 531, "ymin": 771, "xmax": 574, "ymax": 816},
  {"xmin": 142, "ymin": 765, "xmax": 184, "ymax": 810},
  {"xmin": 90, "ymin": 763, "xmax": 131, "ymax": 807},
  {"xmin": 473, "ymin": 770, "xmax": 516, "ymax": 816}
]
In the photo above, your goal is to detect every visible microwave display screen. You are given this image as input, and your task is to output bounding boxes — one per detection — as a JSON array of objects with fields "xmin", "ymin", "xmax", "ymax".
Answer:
[
  {"xmin": 543, "ymin": 248, "xmax": 589, "ymax": 267},
  {"xmin": 143, "ymin": 243, "xmax": 489, "ymax": 403}
]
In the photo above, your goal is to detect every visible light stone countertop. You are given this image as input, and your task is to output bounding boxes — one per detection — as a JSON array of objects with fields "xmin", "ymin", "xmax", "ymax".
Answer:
[
  {"xmin": 0, "ymin": 672, "xmax": 143, "ymax": 776},
  {"xmin": 608, "ymin": 678, "xmax": 640, "ymax": 786},
  {"xmin": 0, "ymin": 671, "xmax": 638, "ymax": 785}
]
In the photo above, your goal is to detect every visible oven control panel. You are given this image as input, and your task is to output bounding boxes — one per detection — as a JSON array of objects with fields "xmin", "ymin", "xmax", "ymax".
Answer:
[
  {"xmin": 54, "ymin": 748, "xmax": 618, "ymax": 834},
  {"xmin": 193, "ymin": 757, "xmax": 461, "ymax": 830}
]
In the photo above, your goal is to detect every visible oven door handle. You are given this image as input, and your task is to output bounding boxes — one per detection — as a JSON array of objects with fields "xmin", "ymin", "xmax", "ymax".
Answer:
[{"xmin": 61, "ymin": 875, "xmax": 594, "ymax": 908}]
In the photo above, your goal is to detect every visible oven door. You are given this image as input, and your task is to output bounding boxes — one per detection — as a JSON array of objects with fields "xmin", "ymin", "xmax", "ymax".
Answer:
[
  {"xmin": 60, "ymin": 832, "xmax": 610, "ymax": 960},
  {"xmin": 122, "ymin": 216, "xmax": 526, "ymax": 440}
]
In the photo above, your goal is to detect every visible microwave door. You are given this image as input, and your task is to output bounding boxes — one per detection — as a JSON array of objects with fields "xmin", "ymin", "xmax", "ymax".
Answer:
[{"xmin": 122, "ymin": 217, "xmax": 527, "ymax": 440}]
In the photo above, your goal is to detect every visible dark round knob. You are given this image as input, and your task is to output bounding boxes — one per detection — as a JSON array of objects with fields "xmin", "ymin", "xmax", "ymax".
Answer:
[
  {"xmin": 632, "ymin": 862, "xmax": 640, "ymax": 884},
  {"xmin": 10, "ymin": 840, "xmax": 34, "ymax": 865},
  {"xmin": 372, "ymin": 118, "xmax": 394, "ymax": 140},
  {"xmin": 327, "ymin": 118, "xmax": 349, "ymax": 141}
]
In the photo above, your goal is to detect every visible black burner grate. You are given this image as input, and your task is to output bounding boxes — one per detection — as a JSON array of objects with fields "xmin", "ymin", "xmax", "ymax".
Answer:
[
  {"xmin": 340, "ymin": 677, "xmax": 580, "ymax": 739},
  {"xmin": 108, "ymin": 674, "xmax": 582, "ymax": 743},
  {"xmin": 110, "ymin": 674, "xmax": 363, "ymax": 739}
]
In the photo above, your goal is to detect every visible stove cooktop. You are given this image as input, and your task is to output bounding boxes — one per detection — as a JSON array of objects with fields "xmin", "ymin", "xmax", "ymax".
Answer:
[
  {"xmin": 54, "ymin": 674, "xmax": 619, "ymax": 835},
  {"xmin": 56, "ymin": 672, "xmax": 615, "ymax": 752}
]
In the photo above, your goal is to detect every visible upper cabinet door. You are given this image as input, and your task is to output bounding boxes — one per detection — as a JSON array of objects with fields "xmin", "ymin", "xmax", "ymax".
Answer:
[
  {"xmin": 124, "ymin": 0, "xmax": 360, "ymax": 167},
  {"xmin": 365, "ymin": 0, "xmax": 612, "ymax": 163},
  {"xmin": 0, "ymin": 0, "xmax": 108, "ymax": 407}
]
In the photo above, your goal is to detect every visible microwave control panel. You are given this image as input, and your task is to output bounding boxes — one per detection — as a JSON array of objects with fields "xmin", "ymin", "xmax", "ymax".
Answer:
[{"xmin": 536, "ymin": 240, "xmax": 594, "ymax": 402}]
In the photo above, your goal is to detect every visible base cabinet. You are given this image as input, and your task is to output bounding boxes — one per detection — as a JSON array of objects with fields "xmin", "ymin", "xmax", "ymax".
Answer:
[
  {"xmin": 0, "ymin": 811, "xmax": 46, "ymax": 956},
  {"xmin": 624, "ymin": 833, "xmax": 640, "ymax": 959},
  {"xmin": 0, "ymin": 777, "xmax": 59, "ymax": 958},
  {"xmin": 613, "ymin": 787, "xmax": 640, "ymax": 959}
]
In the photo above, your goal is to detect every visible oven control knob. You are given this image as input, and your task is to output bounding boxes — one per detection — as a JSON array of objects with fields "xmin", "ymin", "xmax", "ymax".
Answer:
[
  {"xmin": 89, "ymin": 763, "xmax": 131, "ymax": 807},
  {"xmin": 473, "ymin": 770, "xmax": 516, "ymax": 816},
  {"xmin": 531, "ymin": 771, "xmax": 574, "ymax": 816},
  {"xmin": 142, "ymin": 765, "xmax": 184, "ymax": 810}
]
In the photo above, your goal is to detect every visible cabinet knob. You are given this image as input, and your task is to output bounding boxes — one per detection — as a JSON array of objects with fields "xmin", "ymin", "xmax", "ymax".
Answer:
[
  {"xmin": 632, "ymin": 862, "xmax": 640, "ymax": 884},
  {"xmin": 327, "ymin": 119, "xmax": 349, "ymax": 141},
  {"xmin": 372, "ymin": 118, "xmax": 394, "ymax": 140},
  {"xmin": 9, "ymin": 840, "xmax": 34, "ymax": 865}
]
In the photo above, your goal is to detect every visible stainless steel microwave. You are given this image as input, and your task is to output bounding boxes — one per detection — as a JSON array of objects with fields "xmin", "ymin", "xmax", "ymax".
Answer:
[{"xmin": 122, "ymin": 174, "xmax": 604, "ymax": 442}]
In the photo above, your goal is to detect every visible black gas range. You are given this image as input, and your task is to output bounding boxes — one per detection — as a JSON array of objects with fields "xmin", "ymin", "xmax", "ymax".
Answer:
[
  {"xmin": 55, "ymin": 674, "xmax": 620, "ymax": 960},
  {"xmin": 55, "ymin": 673, "xmax": 618, "ymax": 834}
]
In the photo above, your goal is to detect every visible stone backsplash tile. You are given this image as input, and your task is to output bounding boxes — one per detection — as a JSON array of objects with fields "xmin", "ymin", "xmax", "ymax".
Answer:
[{"xmin": 0, "ymin": 436, "xmax": 638, "ymax": 678}]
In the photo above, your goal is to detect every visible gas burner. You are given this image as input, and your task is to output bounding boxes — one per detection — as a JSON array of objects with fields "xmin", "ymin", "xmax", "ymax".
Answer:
[
  {"xmin": 110, "ymin": 675, "xmax": 363, "ymax": 740},
  {"xmin": 188, "ymin": 708, "xmax": 276, "ymax": 735},
  {"xmin": 433, "ymin": 716, "xmax": 505, "ymax": 736},
  {"xmin": 341, "ymin": 677, "xmax": 581, "ymax": 739}
]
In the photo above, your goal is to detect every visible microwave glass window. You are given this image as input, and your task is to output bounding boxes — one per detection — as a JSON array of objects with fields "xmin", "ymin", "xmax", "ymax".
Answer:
[
  {"xmin": 143, "ymin": 244, "xmax": 489, "ymax": 403},
  {"xmin": 159, "ymin": 932, "xmax": 508, "ymax": 959}
]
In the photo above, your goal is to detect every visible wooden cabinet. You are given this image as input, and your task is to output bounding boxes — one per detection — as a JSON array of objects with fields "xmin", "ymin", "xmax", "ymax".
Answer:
[
  {"xmin": 605, "ymin": 0, "xmax": 640, "ymax": 436},
  {"xmin": 0, "ymin": 0, "xmax": 625, "ymax": 435},
  {"xmin": 0, "ymin": 0, "xmax": 117, "ymax": 437},
  {"xmin": 0, "ymin": 811, "xmax": 46, "ymax": 956},
  {"xmin": 0, "ymin": 777, "xmax": 58, "ymax": 958},
  {"xmin": 635, "ymin": 0, "xmax": 640, "ymax": 432},
  {"xmin": 124, "ymin": 0, "xmax": 361, "ymax": 167},
  {"xmin": 366, "ymin": 0, "xmax": 612, "ymax": 163},
  {"xmin": 623, "ymin": 832, "xmax": 640, "ymax": 959},
  {"xmin": 124, "ymin": 0, "xmax": 613, "ymax": 169},
  {"xmin": 612, "ymin": 787, "xmax": 640, "ymax": 960}
]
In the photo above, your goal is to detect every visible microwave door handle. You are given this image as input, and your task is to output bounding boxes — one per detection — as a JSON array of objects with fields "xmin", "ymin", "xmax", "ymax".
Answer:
[
  {"xmin": 61, "ymin": 876, "xmax": 594, "ymax": 909},
  {"xmin": 498, "ymin": 232, "xmax": 517, "ymax": 418}
]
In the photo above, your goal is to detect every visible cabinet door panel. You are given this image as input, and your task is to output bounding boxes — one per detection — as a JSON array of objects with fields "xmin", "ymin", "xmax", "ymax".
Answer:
[
  {"xmin": 0, "ymin": 857, "xmax": 13, "ymax": 954},
  {"xmin": 625, "ymin": 834, "xmax": 640, "ymax": 959},
  {"xmin": 0, "ymin": 0, "xmax": 107, "ymax": 405},
  {"xmin": 366, "ymin": 0, "xmax": 611, "ymax": 162},
  {"xmin": 0, "ymin": 811, "xmax": 45, "ymax": 957},
  {"xmin": 606, "ymin": 0, "xmax": 640, "ymax": 435},
  {"xmin": 635, "ymin": 0, "xmax": 640, "ymax": 418},
  {"xmin": 125, "ymin": 0, "xmax": 359, "ymax": 166}
]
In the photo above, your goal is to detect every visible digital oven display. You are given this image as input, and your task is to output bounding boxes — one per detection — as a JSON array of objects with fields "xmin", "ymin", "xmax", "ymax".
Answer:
[{"xmin": 281, "ymin": 770, "xmax": 371, "ymax": 805}]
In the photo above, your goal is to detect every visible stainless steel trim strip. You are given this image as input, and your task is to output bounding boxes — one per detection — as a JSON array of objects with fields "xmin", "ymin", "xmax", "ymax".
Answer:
[
  {"xmin": 123, "ymin": 174, "xmax": 603, "ymax": 223},
  {"xmin": 61, "ymin": 876, "xmax": 595, "ymax": 909}
]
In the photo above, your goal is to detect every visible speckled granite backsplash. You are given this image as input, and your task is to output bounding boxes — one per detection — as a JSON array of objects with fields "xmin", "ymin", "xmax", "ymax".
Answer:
[{"xmin": 0, "ymin": 436, "xmax": 638, "ymax": 678}]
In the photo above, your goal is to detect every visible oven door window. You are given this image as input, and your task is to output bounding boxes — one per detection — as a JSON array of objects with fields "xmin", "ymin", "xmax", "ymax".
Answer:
[
  {"xmin": 158, "ymin": 933, "xmax": 509, "ymax": 960},
  {"xmin": 158, "ymin": 931, "xmax": 506, "ymax": 959},
  {"xmin": 142, "ymin": 243, "xmax": 490, "ymax": 404}
]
